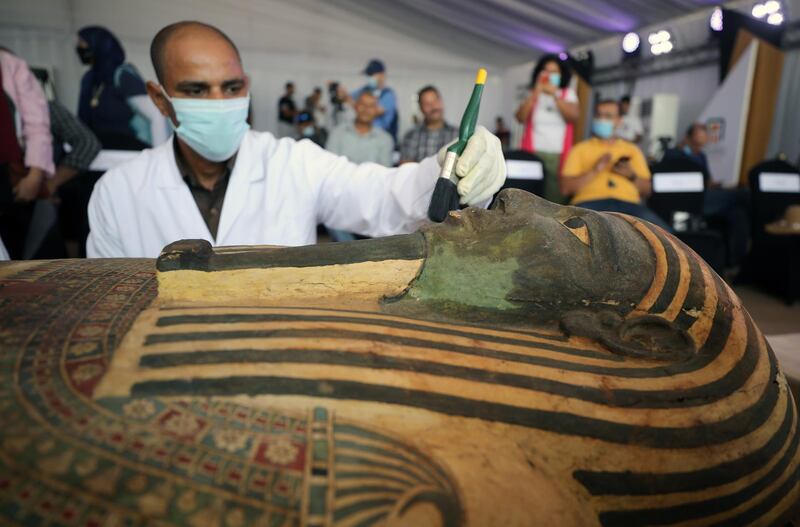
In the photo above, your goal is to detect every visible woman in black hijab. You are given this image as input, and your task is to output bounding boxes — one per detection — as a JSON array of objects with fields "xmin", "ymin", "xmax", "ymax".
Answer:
[{"xmin": 76, "ymin": 26, "xmax": 165, "ymax": 149}]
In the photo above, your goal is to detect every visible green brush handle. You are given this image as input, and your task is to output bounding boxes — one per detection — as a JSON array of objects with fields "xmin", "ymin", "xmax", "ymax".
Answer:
[
  {"xmin": 449, "ymin": 81, "xmax": 485, "ymax": 156},
  {"xmin": 428, "ymin": 68, "xmax": 487, "ymax": 222}
]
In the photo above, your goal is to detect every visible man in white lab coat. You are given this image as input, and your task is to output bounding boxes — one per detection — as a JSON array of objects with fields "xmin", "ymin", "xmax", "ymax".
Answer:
[{"xmin": 86, "ymin": 21, "xmax": 506, "ymax": 258}]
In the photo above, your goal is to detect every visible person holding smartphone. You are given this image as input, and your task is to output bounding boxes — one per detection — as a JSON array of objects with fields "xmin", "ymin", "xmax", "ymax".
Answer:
[
  {"xmin": 559, "ymin": 99, "xmax": 670, "ymax": 231},
  {"xmin": 515, "ymin": 54, "xmax": 579, "ymax": 204}
]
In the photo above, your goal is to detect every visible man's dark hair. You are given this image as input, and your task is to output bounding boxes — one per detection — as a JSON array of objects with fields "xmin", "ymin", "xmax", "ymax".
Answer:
[
  {"xmin": 417, "ymin": 85, "xmax": 439, "ymax": 104},
  {"xmin": 150, "ymin": 21, "xmax": 241, "ymax": 83},
  {"xmin": 620, "ymin": 95, "xmax": 631, "ymax": 104},
  {"xmin": 686, "ymin": 122, "xmax": 707, "ymax": 138},
  {"xmin": 596, "ymin": 99, "xmax": 619, "ymax": 112},
  {"xmin": 286, "ymin": 82, "xmax": 294, "ymax": 90}
]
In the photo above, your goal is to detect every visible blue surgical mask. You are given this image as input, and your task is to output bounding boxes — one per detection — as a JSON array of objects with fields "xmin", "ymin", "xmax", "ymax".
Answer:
[
  {"xmin": 592, "ymin": 119, "xmax": 615, "ymax": 139},
  {"xmin": 549, "ymin": 73, "xmax": 561, "ymax": 87},
  {"xmin": 367, "ymin": 76, "xmax": 378, "ymax": 89},
  {"xmin": 302, "ymin": 125, "xmax": 315, "ymax": 138},
  {"xmin": 162, "ymin": 88, "xmax": 250, "ymax": 162}
]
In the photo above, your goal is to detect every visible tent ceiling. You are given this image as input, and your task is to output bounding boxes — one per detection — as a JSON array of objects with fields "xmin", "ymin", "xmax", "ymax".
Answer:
[{"xmin": 327, "ymin": 0, "xmax": 722, "ymax": 66}]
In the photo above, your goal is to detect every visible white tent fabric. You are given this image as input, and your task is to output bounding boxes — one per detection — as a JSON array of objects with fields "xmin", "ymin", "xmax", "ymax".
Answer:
[
  {"xmin": 0, "ymin": 0, "xmax": 514, "ymax": 135},
  {"xmin": 0, "ymin": 0, "xmax": 797, "ymax": 145},
  {"xmin": 768, "ymin": 49, "xmax": 800, "ymax": 163}
]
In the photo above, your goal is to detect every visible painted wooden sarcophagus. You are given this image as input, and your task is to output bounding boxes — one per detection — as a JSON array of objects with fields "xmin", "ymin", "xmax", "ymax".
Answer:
[{"xmin": 0, "ymin": 189, "xmax": 797, "ymax": 526}]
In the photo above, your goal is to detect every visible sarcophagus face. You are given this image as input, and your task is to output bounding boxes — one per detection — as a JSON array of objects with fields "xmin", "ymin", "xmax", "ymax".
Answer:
[{"xmin": 1, "ymin": 189, "xmax": 797, "ymax": 526}]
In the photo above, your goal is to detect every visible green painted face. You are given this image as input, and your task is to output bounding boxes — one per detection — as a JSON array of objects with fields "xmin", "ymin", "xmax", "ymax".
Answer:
[{"xmin": 388, "ymin": 189, "xmax": 656, "ymax": 325}]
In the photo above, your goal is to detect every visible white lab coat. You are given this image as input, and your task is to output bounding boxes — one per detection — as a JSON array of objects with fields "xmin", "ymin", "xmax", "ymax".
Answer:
[
  {"xmin": 0, "ymin": 234, "xmax": 9, "ymax": 261},
  {"xmin": 87, "ymin": 131, "xmax": 440, "ymax": 258}
]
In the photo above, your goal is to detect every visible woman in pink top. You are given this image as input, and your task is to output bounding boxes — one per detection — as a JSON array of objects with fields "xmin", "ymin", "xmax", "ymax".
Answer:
[
  {"xmin": 0, "ymin": 49, "xmax": 54, "ymax": 259},
  {"xmin": 0, "ymin": 49, "xmax": 54, "ymax": 200},
  {"xmin": 514, "ymin": 54, "xmax": 579, "ymax": 204}
]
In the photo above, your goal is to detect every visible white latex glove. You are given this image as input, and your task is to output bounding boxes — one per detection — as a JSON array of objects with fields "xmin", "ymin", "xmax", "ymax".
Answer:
[{"xmin": 437, "ymin": 125, "xmax": 506, "ymax": 205}]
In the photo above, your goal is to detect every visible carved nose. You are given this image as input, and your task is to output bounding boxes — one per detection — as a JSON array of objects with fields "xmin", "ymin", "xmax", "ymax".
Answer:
[{"xmin": 491, "ymin": 188, "xmax": 561, "ymax": 215}]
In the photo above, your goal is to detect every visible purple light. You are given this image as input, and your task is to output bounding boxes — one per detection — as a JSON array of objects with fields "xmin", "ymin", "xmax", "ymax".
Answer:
[{"xmin": 559, "ymin": 52, "xmax": 568, "ymax": 60}]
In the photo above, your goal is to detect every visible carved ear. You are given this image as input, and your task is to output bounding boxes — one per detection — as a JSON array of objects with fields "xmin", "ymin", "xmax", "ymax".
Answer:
[{"xmin": 560, "ymin": 309, "xmax": 696, "ymax": 362}]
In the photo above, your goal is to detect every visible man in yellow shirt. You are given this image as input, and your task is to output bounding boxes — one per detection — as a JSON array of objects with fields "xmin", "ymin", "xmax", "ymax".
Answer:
[{"xmin": 560, "ymin": 99, "xmax": 670, "ymax": 230}]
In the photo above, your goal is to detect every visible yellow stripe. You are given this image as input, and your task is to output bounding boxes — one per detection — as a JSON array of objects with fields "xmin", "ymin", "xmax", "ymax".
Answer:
[
  {"xmin": 659, "ymin": 234, "xmax": 691, "ymax": 320},
  {"xmin": 626, "ymin": 218, "xmax": 669, "ymax": 314}
]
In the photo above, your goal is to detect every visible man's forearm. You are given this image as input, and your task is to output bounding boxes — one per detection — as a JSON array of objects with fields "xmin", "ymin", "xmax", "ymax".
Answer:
[
  {"xmin": 560, "ymin": 168, "xmax": 597, "ymax": 196},
  {"xmin": 633, "ymin": 174, "xmax": 651, "ymax": 198},
  {"xmin": 51, "ymin": 165, "xmax": 79, "ymax": 190}
]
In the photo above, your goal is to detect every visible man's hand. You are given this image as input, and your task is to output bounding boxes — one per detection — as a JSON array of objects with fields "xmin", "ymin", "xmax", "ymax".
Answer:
[
  {"xmin": 437, "ymin": 126, "xmax": 506, "ymax": 205},
  {"xmin": 13, "ymin": 168, "xmax": 44, "ymax": 203},
  {"xmin": 611, "ymin": 158, "xmax": 635, "ymax": 180},
  {"xmin": 594, "ymin": 153, "xmax": 612, "ymax": 175}
]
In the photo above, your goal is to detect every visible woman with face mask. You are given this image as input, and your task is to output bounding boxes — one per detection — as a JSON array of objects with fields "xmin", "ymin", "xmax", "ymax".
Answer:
[
  {"xmin": 76, "ymin": 26, "xmax": 168, "ymax": 150},
  {"xmin": 515, "ymin": 54, "xmax": 580, "ymax": 205}
]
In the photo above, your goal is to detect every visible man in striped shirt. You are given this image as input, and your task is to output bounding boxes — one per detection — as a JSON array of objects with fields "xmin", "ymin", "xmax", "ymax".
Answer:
[
  {"xmin": 400, "ymin": 85, "xmax": 457, "ymax": 164},
  {"xmin": 45, "ymin": 96, "xmax": 102, "ymax": 257}
]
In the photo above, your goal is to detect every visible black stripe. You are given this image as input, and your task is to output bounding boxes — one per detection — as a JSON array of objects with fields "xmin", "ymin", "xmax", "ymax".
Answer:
[
  {"xmin": 335, "ymin": 439, "xmax": 436, "ymax": 481},
  {"xmin": 674, "ymin": 248, "xmax": 705, "ymax": 328},
  {"xmin": 332, "ymin": 497, "xmax": 396, "ymax": 522},
  {"xmin": 154, "ymin": 313, "xmax": 600, "ymax": 358},
  {"xmin": 714, "ymin": 463, "xmax": 799, "ymax": 527},
  {"xmin": 156, "ymin": 305, "xmax": 571, "ymax": 342},
  {"xmin": 139, "ymin": 315, "xmax": 761, "ymax": 409},
  {"xmin": 688, "ymin": 272, "xmax": 735, "ymax": 369},
  {"xmin": 335, "ymin": 471, "xmax": 416, "ymax": 487},
  {"xmin": 131, "ymin": 370, "xmax": 779, "ymax": 449},
  {"xmin": 143, "ymin": 328, "xmax": 631, "ymax": 371},
  {"xmin": 335, "ymin": 486, "xmax": 403, "ymax": 498},
  {"xmin": 649, "ymin": 228, "xmax": 682, "ymax": 314},
  {"xmin": 144, "ymin": 272, "xmax": 737, "ymax": 381},
  {"xmin": 350, "ymin": 510, "xmax": 390, "ymax": 527},
  {"xmin": 157, "ymin": 234, "xmax": 425, "ymax": 272},
  {"xmin": 596, "ymin": 407, "xmax": 798, "ymax": 526},
  {"xmin": 574, "ymin": 393, "xmax": 794, "ymax": 495},
  {"xmin": 334, "ymin": 454, "xmax": 428, "ymax": 485},
  {"xmin": 335, "ymin": 424, "xmax": 452, "ymax": 488}
]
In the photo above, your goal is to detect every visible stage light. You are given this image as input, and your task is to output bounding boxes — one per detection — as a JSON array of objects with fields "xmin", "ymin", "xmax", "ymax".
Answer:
[
  {"xmin": 559, "ymin": 52, "xmax": 568, "ymax": 61},
  {"xmin": 648, "ymin": 29, "xmax": 673, "ymax": 55},
  {"xmin": 767, "ymin": 12, "xmax": 784, "ymax": 24},
  {"xmin": 622, "ymin": 32, "xmax": 640, "ymax": 53},
  {"xmin": 710, "ymin": 7, "xmax": 723, "ymax": 31},
  {"xmin": 752, "ymin": 1, "xmax": 783, "ymax": 22}
]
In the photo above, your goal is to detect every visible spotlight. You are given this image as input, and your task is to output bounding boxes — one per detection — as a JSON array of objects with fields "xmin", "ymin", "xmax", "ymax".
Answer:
[
  {"xmin": 752, "ymin": 1, "xmax": 784, "ymax": 23},
  {"xmin": 622, "ymin": 32, "xmax": 640, "ymax": 54},
  {"xmin": 710, "ymin": 7, "xmax": 723, "ymax": 32},
  {"xmin": 767, "ymin": 12, "xmax": 784, "ymax": 24},
  {"xmin": 648, "ymin": 29, "xmax": 673, "ymax": 55},
  {"xmin": 558, "ymin": 51, "xmax": 568, "ymax": 61}
]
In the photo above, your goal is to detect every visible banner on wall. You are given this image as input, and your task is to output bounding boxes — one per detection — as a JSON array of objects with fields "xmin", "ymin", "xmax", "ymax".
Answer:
[{"xmin": 697, "ymin": 42, "xmax": 757, "ymax": 187}]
